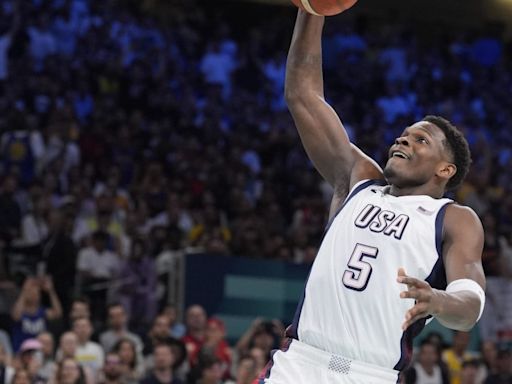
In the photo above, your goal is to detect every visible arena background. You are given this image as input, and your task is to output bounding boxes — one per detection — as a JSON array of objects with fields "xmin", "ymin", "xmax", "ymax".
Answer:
[{"xmin": 0, "ymin": 0, "xmax": 511, "ymax": 382}]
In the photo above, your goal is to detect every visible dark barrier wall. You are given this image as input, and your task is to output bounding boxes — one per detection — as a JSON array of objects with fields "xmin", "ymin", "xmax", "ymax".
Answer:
[{"xmin": 184, "ymin": 253, "xmax": 310, "ymax": 343}]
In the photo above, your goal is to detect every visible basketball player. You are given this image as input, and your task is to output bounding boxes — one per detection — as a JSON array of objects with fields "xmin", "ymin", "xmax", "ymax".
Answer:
[{"xmin": 259, "ymin": 11, "xmax": 486, "ymax": 384}]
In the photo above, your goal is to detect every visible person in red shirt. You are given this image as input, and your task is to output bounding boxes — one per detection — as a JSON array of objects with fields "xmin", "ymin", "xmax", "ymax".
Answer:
[
  {"xmin": 202, "ymin": 318, "xmax": 232, "ymax": 380},
  {"xmin": 181, "ymin": 305, "xmax": 207, "ymax": 366}
]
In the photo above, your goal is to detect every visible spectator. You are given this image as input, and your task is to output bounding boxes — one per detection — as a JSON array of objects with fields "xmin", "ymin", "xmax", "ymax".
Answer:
[
  {"xmin": 224, "ymin": 355, "xmax": 257, "ymax": 384},
  {"xmin": 200, "ymin": 318, "xmax": 231, "ymax": 380},
  {"xmin": 484, "ymin": 349, "xmax": 512, "ymax": 384},
  {"xmin": 99, "ymin": 303, "xmax": 143, "ymax": 356},
  {"xmin": 404, "ymin": 340, "xmax": 449, "ymax": 384},
  {"xmin": 119, "ymin": 237, "xmax": 157, "ymax": 332},
  {"xmin": 141, "ymin": 343, "xmax": 183, "ymax": 384},
  {"xmin": 160, "ymin": 305, "xmax": 186, "ymax": 339},
  {"xmin": 99, "ymin": 352, "xmax": 124, "ymax": 384},
  {"xmin": 0, "ymin": 344, "xmax": 14, "ymax": 384},
  {"xmin": 10, "ymin": 276, "xmax": 62, "ymax": 352},
  {"xmin": 112, "ymin": 338, "xmax": 144, "ymax": 384},
  {"xmin": 36, "ymin": 331, "xmax": 55, "ymax": 382},
  {"xmin": 461, "ymin": 360, "xmax": 480, "ymax": 384},
  {"xmin": 443, "ymin": 331, "xmax": 477, "ymax": 384},
  {"xmin": 73, "ymin": 317, "xmax": 104, "ymax": 380},
  {"xmin": 53, "ymin": 357, "xmax": 86, "ymax": 384},
  {"xmin": 182, "ymin": 305, "xmax": 207, "ymax": 367},
  {"xmin": 77, "ymin": 231, "xmax": 121, "ymax": 325}
]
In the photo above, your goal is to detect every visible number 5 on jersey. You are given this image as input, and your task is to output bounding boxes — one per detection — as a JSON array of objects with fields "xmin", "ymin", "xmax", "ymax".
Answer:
[{"xmin": 343, "ymin": 243, "xmax": 379, "ymax": 291}]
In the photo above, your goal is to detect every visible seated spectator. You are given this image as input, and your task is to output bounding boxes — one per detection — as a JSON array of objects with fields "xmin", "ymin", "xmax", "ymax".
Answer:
[
  {"xmin": 182, "ymin": 305, "xmax": 207, "ymax": 367},
  {"xmin": 99, "ymin": 303, "xmax": 143, "ymax": 356},
  {"xmin": 53, "ymin": 357, "xmax": 87, "ymax": 384},
  {"xmin": 11, "ymin": 276, "xmax": 62, "ymax": 352},
  {"xmin": 77, "ymin": 231, "xmax": 121, "ymax": 325},
  {"xmin": 200, "ymin": 318, "xmax": 231, "ymax": 380},
  {"xmin": 194, "ymin": 355, "xmax": 224, "ymax": 384},
  {"xmin": 443, "ymin": 331, "xmax": 477, "ymax": 384},
  {"xmin": 225, "ymin": 355, "xmax": 257, "ymax": 384},
  {"xmin": 99, "ymin": 352, "xmax": 124, "ymax": 384},
  {"xmin": 141, "ymin": 343, "xmax": 183, "ymax": 384},
  {"xmin": 36, "ymin": 331, "xmax": 56, "ymax": 382},
  {"xmin": 144, "ymin": 315, "xmax": 171, "ymax": 356},
  {"xmin": 403, "ymin": 340, "xmax": 449, "ymax": 384},
  {"xmin": 160, "ymin": 305, "xmax": 186, "ymax": 339},
  {"xmin": 484, "ymin": 349, "xmax": 512, "ymax": 384},
  {"xmin": 460, "ymin": 359, "xmax": 480, "ymax": 384},
  {"xmin": 73, "ymin": 317, "xmax": 104, "ymax": 380},
  {"xmin": 11, "ymin": 369, "xmax": 31, "ymax": 384},
  {"xmin": 112, "ymin": 338, "xmax": 144, "ymax": 383},
  {"xmin": 0, "ymin": 344, "xmax": 14, "ymax": 384},
  {"xmin": 119, "ymin": 237, "xmax": 157, "ymax": 332},
  {"xmin": 13, "ymin": 339, "xmax": 44, "ymax": 384}
]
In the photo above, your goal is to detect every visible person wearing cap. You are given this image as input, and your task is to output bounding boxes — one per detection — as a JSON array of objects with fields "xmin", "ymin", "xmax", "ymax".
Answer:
[
  {"xmin": 15, "ymin": 339, "xmax": 44, "ymax": 384},
  {"xmin": 200, "ymin": 318, "xmax": 232, "ymax": 380}
]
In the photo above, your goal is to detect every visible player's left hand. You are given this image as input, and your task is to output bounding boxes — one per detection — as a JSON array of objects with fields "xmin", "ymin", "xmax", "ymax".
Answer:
[{"xmin": 397, "ymin": 268, "xmax": 440, "ymax": 330}]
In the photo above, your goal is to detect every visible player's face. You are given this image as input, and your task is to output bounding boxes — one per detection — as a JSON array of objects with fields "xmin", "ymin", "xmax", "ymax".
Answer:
[{"xmin": 383, "ymin": 122, "xmax": 453, "ymax": 188}]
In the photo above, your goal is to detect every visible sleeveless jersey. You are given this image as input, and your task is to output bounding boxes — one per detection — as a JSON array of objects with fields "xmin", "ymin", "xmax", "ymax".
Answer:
[{"xmin": 287, "ymin": 180, "xmax": 452, "ymax": 371}]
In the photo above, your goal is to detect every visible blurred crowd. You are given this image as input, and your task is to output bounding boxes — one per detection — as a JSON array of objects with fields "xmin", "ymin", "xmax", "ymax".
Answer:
[{"xmin": 0, "ymin": 0, "xmax": 511, "ymax": 383}]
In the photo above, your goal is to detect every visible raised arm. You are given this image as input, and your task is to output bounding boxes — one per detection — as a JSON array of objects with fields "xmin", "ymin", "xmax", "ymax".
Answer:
[
  {"xmin": 285, "ymin": 11, "xmax": 383, "ymax": 208},
  {"xmin": 399, "ymin": 205, "xmax": 486, "ymax": 331}
]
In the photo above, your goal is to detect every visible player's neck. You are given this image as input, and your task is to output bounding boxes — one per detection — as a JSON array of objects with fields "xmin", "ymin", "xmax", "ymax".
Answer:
[{"xmin": 387, "ymin": 184, "xmax": 444, "ymax": 199}]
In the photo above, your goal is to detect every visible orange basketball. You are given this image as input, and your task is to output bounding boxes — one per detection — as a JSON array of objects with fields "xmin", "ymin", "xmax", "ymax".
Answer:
[{"xmin": 290, "ymin": 0, "xmax": 359, "ymax": 16}]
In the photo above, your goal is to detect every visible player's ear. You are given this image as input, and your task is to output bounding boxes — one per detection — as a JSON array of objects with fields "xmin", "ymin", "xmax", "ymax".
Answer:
[{"xmin": 437, "ymin": 162, "xmax": 456, "ymax": 181}]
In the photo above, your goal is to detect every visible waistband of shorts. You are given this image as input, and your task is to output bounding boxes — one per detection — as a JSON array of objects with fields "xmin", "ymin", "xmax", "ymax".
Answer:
[{"xmin": 287, "ymin": 339, "xmax": 399, "ymax": 381}]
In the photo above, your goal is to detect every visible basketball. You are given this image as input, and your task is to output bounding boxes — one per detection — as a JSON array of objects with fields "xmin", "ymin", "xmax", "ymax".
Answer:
[{"xmin": 290, "ymin": 0, "xmax": 359, "ymax": 16}]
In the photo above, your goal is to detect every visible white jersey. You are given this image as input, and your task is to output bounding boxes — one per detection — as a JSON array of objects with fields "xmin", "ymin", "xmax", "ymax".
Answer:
[{"xmin": 287, "ymin": 180, "xmax": 452, "ymax": 371}]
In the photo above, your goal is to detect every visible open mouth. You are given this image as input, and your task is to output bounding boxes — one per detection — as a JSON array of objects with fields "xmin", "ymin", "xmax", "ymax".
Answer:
[{"xmin": 391, "ymin": 151, "xmax": 409, "ymax": 159}]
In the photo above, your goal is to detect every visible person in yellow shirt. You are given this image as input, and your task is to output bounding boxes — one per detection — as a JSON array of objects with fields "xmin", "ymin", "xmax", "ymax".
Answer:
[{"xmin": 442, "ymin": 331, "xmax": 477, "ymax": 384}]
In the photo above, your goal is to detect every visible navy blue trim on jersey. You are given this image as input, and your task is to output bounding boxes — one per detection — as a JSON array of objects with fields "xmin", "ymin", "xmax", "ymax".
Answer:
[
  {"xmin": 393, "ymin": 202, "xmax": 451, "ymax": 371},
  {"xmin": 286, "ymin": 179, "xmax": 386, "ymax": 341},
  {"xmin": 325, "ymin": 179, "xmax": 387, "ymax": 233},
  {"xmin": 258, "ymin": 339, "xmax": 292, "ymax": 383}
]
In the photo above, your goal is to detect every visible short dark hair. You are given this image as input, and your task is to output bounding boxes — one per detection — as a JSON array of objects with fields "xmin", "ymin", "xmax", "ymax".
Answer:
[{"xmin": 422, "ymin": 115, "xmax": 471, "ymax": 190}]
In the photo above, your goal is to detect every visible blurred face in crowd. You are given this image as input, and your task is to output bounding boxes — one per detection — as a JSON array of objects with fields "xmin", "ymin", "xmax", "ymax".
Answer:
[
  {"xmin": 153, "ymin": 344, "xmax": 174, "ymax": 371},
  {"xmin": 236, "ymin": 356, "xmax": 257, "ymax": 384},
  {"xmin": 418, "ymin": 343, "xmax": 438, "ymax": 369},
  {"xmin": 60, "ymin": 332, "xmax": 78, "ymax": 358},
  {"xmin": 108, "ymin": 305, "xmax": 127, "ymax": 330},
  {"xmin": 201, "ymin": 361, "xmax": 223, "ymax": 383},
  {"xmin": 205, "ymin": 319, "xmax": 225, "ymax": 346},
  {"xmin": 481, "ymin": 341, "xmax": 497, "ymax": 364},
  {"xmin": 37, "ymin": 332, "xmax": 54, "ymax": 358},
  {"xmin": 12, "ymin": 369, "xmax": 30, "ymax": 384},
  {"xmin": 460, "ymin": 362, "xmax": 478, "ymax": 384},
  {"xmin": 117, "ymin": 340, "xmax": 136, "ymax": 366},
  {"xmin": 452, "ymin": 331, "xmax": 470, "ymax": 353},
  {"xmin": 151, "ymin": 315, "xmax": 171, "ymax": 339},
  {"xmin": 24, "ymin": 279, "xmax": 41, "ymax": 306},
  {"xmin": 162, "ymin": 305, "xmax": 178, "ymax": 325},
  {"xmin": 70, "ymin": 300, "xmax": 90, "ymax": 321},
  {"xmin": 249, "ymin": 347, "xmax": 266, "ymax": 372},
  {"xmin": 185, "ymin": 305, "xmax": 207, "ymax": 333},
  {"xmin": 73, "ymin": 318, "xmax": 93, "ymax": 343},
  {"xmin": 59, "ymin": 358, "xmax": 81, "ymax": 384},
  {"xmin": 103, "ymin": 353, "xmax": 123, "ymax": 380}
]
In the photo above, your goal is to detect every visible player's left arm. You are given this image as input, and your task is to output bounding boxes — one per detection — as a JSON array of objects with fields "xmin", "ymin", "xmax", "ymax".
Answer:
[{"xmin": 398, "ymin": 204, "xmax": 485, "ymax": 331}]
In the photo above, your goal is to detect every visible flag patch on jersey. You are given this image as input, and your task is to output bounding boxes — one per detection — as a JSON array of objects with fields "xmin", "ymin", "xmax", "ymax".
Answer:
[{"xmin": 417, "ymin": 206, "xmax": 435, "ymax": 215}]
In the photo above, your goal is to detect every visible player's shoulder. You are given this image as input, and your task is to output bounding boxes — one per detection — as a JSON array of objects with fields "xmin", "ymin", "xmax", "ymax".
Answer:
[{"xmin": 444, "ymin": 203, "xmax": 484, "ymax": 237}]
